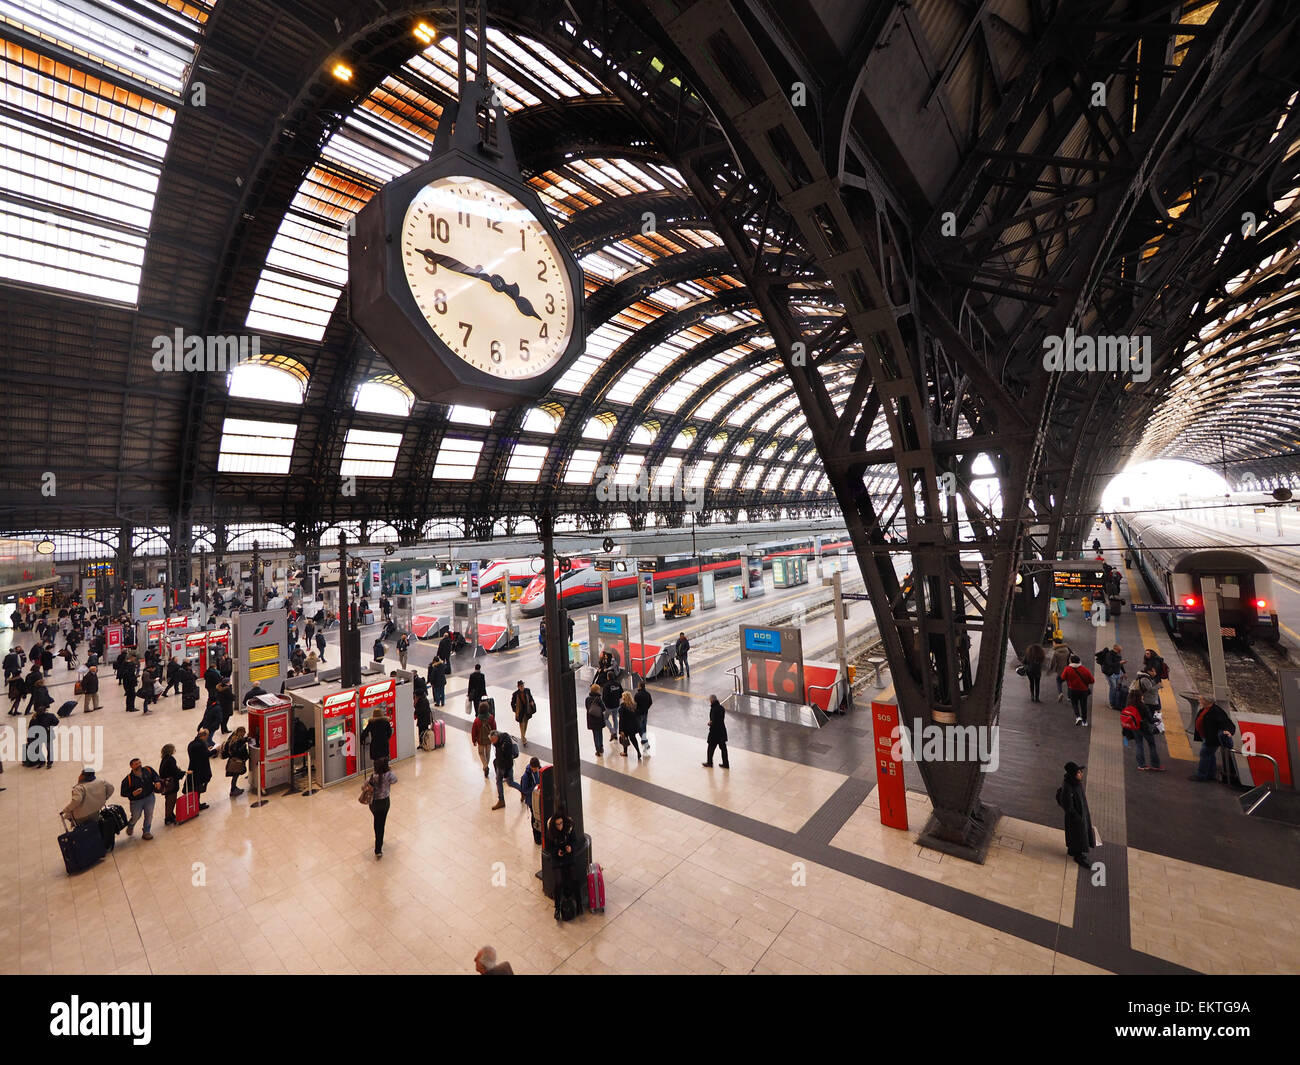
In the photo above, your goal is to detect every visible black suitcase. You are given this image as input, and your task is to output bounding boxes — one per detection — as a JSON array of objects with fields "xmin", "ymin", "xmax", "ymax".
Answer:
[
  {"xmin": 59, "ymin": 815, "xmax": 106, "ymax": 874},
  {"xmin": 23, "ymin": 732, "xmax": 44, "ymax": 767},
  {"xmin": 57, "ymin": 699, "xmax": 76, "ymax": 718},
  {"xmin": 1109, "ymin": 596, "xmax": 1124, "ymax": 616},
  {"xmin": 182, "ymin": 693, "xmax": 196, "ymax": 709}
]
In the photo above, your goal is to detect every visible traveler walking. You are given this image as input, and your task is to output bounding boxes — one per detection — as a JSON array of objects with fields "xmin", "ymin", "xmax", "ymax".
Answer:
[
  {"xmin": 61, "ymin": 767, "xmax": 113, "ymax": 825},
  {"xmin": 186, "ymin": 729, "xmax": 213, "ymax": 810},
  {"xmin": 1049, "ymin": 639, "xmax": 1072, "ymax": 701},
  {"xmin": 364, "ymin": 757, "xmax": 397, "ymax": 858},
  {"xmin": 429, "ymin": 657, "xmax": 447, "ymax": 707},
  {"xmin": 617, "ymin": 692, "xmax": 642, "ymax": 760},
  {"xmin": 633, "ymin": 678, "xmax": 652, "ymax": 749},
  {"xmin": 466, "ymin": 663, "xmax": 486, "ymax": 713},
  {"xmin": 1021, "ymin": 642, "xmax": 1046, "ymax": 702},
  {"xmin": 585, "ymin": 684, "xmax": 605, "ymax": 755},
  {"xmin": 471, "ymin": 702, "xmax": 496, "ymax": 778},
  {"xmin": 703, "ymin": 694, "xmax": 729, "ymax": 768},
  {"xmin": 1061, "ymin": 655, "xmax": 1094, "ymax": 726},
  {"xmin": 81, "ymin": 665, "xmax": 101, "ymax": 712},
  {"xmin": 675, "ymin": 632, "xmax": 691, "ymax": 677},
  {"xmin": 511, "ymin": 680, "xmax": 536, "ymax": 747},
  {"xmin": 1095, "ymin": 644, "xmax": 1127, "ymax": 710},
  {"xmin": 489, "ymin": 730, "xmax": 521, "ymax": 809},
  {"xmin": 396, "ymin": 632, "xmax": 409, "ymax": 670},
  {"xmin": 1191, "ymin": 695, "xmax": 1236, "ymax": 782}
]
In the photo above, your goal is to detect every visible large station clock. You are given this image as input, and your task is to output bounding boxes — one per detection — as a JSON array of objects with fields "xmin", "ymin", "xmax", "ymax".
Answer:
[{"xmin": 349, "ymin": 81, "xmax": 585, "ymax": 409}]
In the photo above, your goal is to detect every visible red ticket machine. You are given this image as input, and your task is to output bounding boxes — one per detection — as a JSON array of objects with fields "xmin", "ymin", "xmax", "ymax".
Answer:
[
  {"xmin": 358, "ymin": 677, "xmax": 399, "ymax": 764},
  {"xmin": 320, "ymin": 688, "xmax": 359, "ymax": 785},
  {"xmin": 208, "ymin": 629, "xmax": 230, "ymax": 669},
  {"xmin": 246, "ymin": 692, "xmax": 293, "ymax": 790}
]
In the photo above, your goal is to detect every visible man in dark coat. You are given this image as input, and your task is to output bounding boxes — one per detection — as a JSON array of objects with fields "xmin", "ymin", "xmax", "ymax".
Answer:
[
  {"xmin": 466, "ymin": 663, "xmax": 486, "ymax": 713},
  {"xmin": 315, "ymin": 631, "xmax": 327, "ymax": 662},
  {"xmin": 1191, "ymin": 695, "xmax": 1236, "ymax": 782},
  {"xmin": 436, "ymin": 633, "xmax": 453, "ymax": 674},
  {"xmin": 203, "ymin": 663, "xmax": 221, "ymax": 701},
  {"xmin": 428, "ymin": 658, "xmax": 447, "ymax": 707},
  {"xmin": 704, "ymin": 694, "xmax": 729, "ymax": 769},
  {"xmin": 121, "ymin": 656, "xmax": 139, "ymax": 712},
  {"xmin": 186, "ymin": 730, "xmax": 213, "ymax": 808},
  {"xmin": 1057, "ymin": 762, "xmax": 1093, "ymax": 866}
]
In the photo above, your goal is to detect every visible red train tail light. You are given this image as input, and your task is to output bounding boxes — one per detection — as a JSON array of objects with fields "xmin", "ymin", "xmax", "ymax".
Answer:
[
  {"xmin": 1256, "ymin": 598, "xmax": 1267, "ymax": 609},
  {"xmin": 1183, "ymin": 596, "xmax": 1198, "ymax": 607}
]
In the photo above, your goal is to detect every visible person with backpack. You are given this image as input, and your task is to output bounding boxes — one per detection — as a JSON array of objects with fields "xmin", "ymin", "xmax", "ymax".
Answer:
[
  {"xmin": 1191, "ymin": 695, "xmax": 1236, "ymax": 782},
  {"xmin": 511, "ymin": 680, "xmax": 536, "ymax": 747},
  {"xmin": 1061, "ymin": 655, "xmax": 1095, "ymax": 726},
  {"xmin": 520, "ymin": 756, "xmax": 542, "ymax": 814},
  {"xmin": 120, "ymin": 758, "xmax": 160, "ymax": 839},
  {"xmin": 1095, "ymin": 644, "xmax": 1127, "ymax": 710},
  {"xmin": 1021, "ymin": 642, "xmax": 1046, "ymax": 702},
  {"xmin": 466, "ymin": 663, "xmax": 486, "ymax": 714},
  {"xmin": 1132, "ymin": 664, "xmax": 1162, "ymax": 730},
  {"xmin": 1142, "ymin": 648, "xmax": 1168, "ymax": 682},
  {"xmin": 471, "ymin": 701, "xmax": 496, "ymax": 778},
  {"xmin": 1056, "ymin": 762, "xmax": 1094, "ymax": 867},
  {"xmin": 1121, "ymin": 694, "xmax": 1165, "ymax": 772},
  {"xmin": 396, "ymin": 632, "xmax": 409, "ymax": 670},
  {"xmin": 585, "ymin": 684, "xmax": 606, "ymax": 755},
  {"xmin": 1048, "ymin": 639, "xmax": 1072, "ymax": 702},
  {"xmin": 372, "ymin": 636, "xmax": 386, "ymax": 664},
  {"xmin": 363, "ymin": 757, "xmax": 397, "ymax": 858},
  {"xmin": 139, "ymin": 667, "xmax": 158, "ymax": 715},
  {"xmin": 428, "ymin": 657, "xmax": 447, "ymax": 707},
  {"xmin": 489, "ymin": 730, "xmax": 521, "ymax": 810}
]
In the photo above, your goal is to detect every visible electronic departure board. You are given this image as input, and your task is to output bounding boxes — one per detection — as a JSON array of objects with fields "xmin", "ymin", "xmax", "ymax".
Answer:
[{"xmin": 1053, "ymin": 567, "xmax": 1107, "ymax": 592}]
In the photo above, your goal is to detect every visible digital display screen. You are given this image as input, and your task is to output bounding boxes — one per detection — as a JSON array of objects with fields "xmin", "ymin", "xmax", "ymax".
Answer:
[
  {"xmin": 1053, "ymin": 569, "xmax": 1106, "ymax": 592},
  {"xmin": 744, "ymin": 628, "xmax": 782, "ymax": 654}
]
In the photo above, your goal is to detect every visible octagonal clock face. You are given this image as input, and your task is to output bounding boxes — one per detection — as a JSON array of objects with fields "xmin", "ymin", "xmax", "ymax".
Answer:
[{"xmin": 399, "ymin": 174, "xmax": 575, "ymax": 380}]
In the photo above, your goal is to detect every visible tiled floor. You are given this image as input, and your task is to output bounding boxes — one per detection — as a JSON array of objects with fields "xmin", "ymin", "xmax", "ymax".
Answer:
[{"xmin": 2, "ymin": 620, "xmax": 1298, "ymax": 975}]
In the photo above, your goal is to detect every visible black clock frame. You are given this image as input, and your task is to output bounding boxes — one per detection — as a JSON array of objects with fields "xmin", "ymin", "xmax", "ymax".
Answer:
[{"xmin": 348, "ymin": 80, "xmax": 586, "ymax": 409}]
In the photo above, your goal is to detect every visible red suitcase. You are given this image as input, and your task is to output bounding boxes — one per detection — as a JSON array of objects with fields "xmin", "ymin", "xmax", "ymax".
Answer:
[
  {"xmin": 586, "ymin": 862, "xmax": 605, "ymax": 914},
  {"xmin": 175, "ymin": 772, "xmax": 200, "ymax": 824},
  {"xmin": 432, "ymin": 719, "xmax": 446, "ymax": 749}
]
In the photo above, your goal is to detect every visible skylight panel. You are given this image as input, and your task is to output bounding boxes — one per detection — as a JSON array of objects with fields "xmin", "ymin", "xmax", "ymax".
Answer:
[
  {"xmin": 217, "ymin": 418, "xmax": 297, "ymax": 475},
  {"xmin": 564, "ymin": 448, "xmax": 602, "ymax": 484},
  {"xmin": 431, "ymin": 437, "xmax": 483, "ymax": 480},
  {"xmin": 341, "ymin": 428, "xmax": 403, "ymax": 478},
  {"xmin": 505, "ymin": 442, "xmax": 548, "ymax": 481}
]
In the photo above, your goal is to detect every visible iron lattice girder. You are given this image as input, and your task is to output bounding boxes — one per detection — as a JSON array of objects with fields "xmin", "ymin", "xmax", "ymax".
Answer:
[{"xmin": 632, "ymin": 0, "xmax": 1038, "ymax": 846}]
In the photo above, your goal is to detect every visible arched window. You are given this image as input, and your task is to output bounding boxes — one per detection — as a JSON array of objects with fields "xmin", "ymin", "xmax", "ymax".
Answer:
[
  {"xmin": 227, "ymin": 354, "xmax": 309, "ymax": 404},
  {"xmin": 354, "ymin": 376, "xmax": 414, "ymax": 416}
]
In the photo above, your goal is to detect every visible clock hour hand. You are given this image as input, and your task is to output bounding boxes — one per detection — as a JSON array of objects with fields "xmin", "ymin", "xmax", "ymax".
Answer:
[{"xmin": 485, "ymin": 273, "xmax": 543, "ymax": 321}]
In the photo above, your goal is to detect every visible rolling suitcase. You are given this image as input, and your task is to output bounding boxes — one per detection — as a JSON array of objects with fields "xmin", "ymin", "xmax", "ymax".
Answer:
[
  {"xmin": 586, "ymin": 861, "xmax": 605, "ymax": 914},
  {"xmin": 431, "ymin": 719, "xmax": 446, "ymax": 748},
  {"xmin": 175, "ymin": 772, "xmax": 200, "ymax": 824},
  {"xmin": 59, "ymin": 814, "xmax": 106, "ymax": 874},
  {"xmin": 57, "ymin": 699, "xmax": 76, "ymax": 718},
  {"xmin": 101, "ymin": 803, "xmax": 128, "ymax": 834}
]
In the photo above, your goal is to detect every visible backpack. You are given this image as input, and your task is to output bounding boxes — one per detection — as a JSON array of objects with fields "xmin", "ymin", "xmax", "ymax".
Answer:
[
  {"xmin": 1120, "ymin": 706, "xmax": 1142, "ymax": 733},
  {"xmin": 1158, "ymin": 660, "xmax": 1169, "ymax": 680},
  {"xmin": 1054, "ymin": 785, "xmax": 1065, "ymax": 809},
  {"xmin": 511, "ymin": 735, "xmax": 520, "ymax": 759}
]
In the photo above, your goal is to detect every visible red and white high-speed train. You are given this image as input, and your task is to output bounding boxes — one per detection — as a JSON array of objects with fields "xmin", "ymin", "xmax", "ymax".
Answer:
[
  {"xmin": 516, "ymin": 538, "xmax": 853, "ymax": 618},
  {"xmin": 458, "ymin": 560, "xmax": 537, "ymax": 599}
]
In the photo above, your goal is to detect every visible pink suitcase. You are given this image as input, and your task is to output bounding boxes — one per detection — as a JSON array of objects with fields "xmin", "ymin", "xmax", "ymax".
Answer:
[
  {"xmin": 432, "ymin": 719, "xmax": 446, "ymax": 748},
  {"xmin": 587, "ymin": 862, "xmax": 605, "ymax": 914}
]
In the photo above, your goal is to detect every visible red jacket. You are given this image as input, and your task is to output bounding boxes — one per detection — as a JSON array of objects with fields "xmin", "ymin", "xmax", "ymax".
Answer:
[
  {"xmin": 1060, "ymin": 664, "xmax": 1094, "ymax": 692},
  {"xmin": 471, "ymin": 715, "xmax": 496, "ymax": 744}
]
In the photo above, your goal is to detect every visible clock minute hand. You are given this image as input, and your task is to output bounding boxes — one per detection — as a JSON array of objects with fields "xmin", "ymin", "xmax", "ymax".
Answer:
[{"xmin": 415, "ymin": 248, "xmax": 490, "ymax": 282}]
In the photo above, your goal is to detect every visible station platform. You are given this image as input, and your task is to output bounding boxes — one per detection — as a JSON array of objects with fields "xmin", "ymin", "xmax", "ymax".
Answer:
[{"xmin": 2, "ymin": 544, "xmax": 1297, "ymax": 976}]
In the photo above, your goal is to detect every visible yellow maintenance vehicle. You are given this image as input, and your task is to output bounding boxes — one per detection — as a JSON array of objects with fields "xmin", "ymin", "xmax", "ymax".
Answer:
[{"xmin": 661, "ymin": 584, "xmax": 695, "ymax": 618}]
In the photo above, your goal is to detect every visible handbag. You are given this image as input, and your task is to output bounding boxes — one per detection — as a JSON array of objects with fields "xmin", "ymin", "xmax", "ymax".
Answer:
[
  {"xmin": 225, "ymin": 756, "xmax": 247, "ymax": 776},
  {"xmin": 1015, "ymin": 665, "xmax": 1026, "ymax": 676},
  {"xmin": 358, "ymin": 777, "xmax": 374, "ymax": 805}
]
